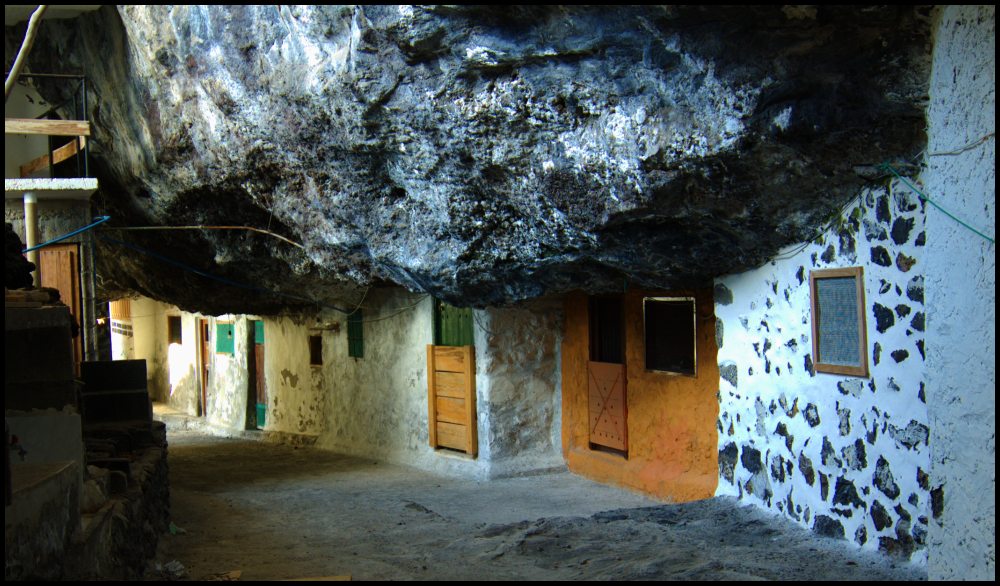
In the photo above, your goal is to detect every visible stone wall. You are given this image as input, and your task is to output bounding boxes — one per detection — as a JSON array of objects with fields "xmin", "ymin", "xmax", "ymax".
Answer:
[
  {"xmin": 472, "ymin": 299, "xmax": 564, "ymax": 477},
  {"xmin": 923, "ymin": 5, "xmax": 995, "ymax": 580},
  {"xmin": 714, "ymin": 181, "xmax": 930, "ymax": 561},
  {"xmin": 259, "ymin": 315, "xmax": 327, "ymax": 436}
]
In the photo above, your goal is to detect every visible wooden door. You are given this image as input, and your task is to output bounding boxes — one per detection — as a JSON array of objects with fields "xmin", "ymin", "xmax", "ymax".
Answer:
[
  {"xmin": 587, "ymin": 296, "xmax": 627, "ymax": 453},
  {"xmin": 199, "ymin": 319, "xmax": 210, "ymax": 417},
  {"xmin": 39, "ymin": 243, "xmax": 82, "ymax": 372},
  {"xmin": 427, "ymin": 345, "xmax": 477, "ymax": 455},
  {"xmin": 252, "ymin": 320, "xmax": 266, "ymax": 429},
  {"xmin": 588, "ymin": 361, "xmax": 628, "ymax": 451}
]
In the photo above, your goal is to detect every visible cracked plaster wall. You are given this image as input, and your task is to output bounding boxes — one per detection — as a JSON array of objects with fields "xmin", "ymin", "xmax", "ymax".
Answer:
[
  {"xmin": 714, "ymin": 181, "xmax": 930, "ymax": 562},
  {"xmin": 923, "ymin": 5, "xmax": 995, "ymax": 580}
]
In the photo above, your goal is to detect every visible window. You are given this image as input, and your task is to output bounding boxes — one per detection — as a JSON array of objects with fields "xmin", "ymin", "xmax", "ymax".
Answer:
[
  {"xmin": 347, "ymin": 310, "xmax": 364, "ymax": 358},
  {"xmin": 589, "ymin": 296, "xmax": 624, "ymax": 364},
  {"xmin": 167, "ymin": 315, "xmax": 183, "ymax": 344},
  {"xmin": 309, "ymin": 334, "xmax": 323, "ymax": 366},
  {"xmin": 643, "ymin": 297, "xmax": 696, "ymax": 375},
  {"xmin": 810, "ymin": 267, "xmax": 869, "ymax": 377}
]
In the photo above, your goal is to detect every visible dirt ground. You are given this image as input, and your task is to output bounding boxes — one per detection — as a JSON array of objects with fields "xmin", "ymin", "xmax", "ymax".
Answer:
[{"xmin": 149, "ymin": 424, "xmax": 926, "ymax": 581}]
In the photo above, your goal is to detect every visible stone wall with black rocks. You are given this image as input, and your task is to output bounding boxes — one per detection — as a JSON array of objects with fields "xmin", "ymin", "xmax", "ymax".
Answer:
[{"xmin": 713, "ymin": 181, "xmax": 929, "ymax": 564}]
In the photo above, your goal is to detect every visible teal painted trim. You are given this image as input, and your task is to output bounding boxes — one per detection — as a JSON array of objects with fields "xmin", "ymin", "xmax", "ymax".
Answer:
[{"xmin": 253, "ymin": 320, "xmax": 265, "ymax": 344}]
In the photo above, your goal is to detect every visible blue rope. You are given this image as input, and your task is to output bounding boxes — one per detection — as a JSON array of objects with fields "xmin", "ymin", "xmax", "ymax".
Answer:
[{"xmin": 22, "ymin": 215, "xmax": 111, "ymax": 253}]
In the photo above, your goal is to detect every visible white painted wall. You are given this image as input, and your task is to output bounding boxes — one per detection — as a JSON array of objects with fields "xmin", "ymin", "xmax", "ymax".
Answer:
[
  {"xmin": 259, "ymin": 315, "xmax": 327, "ymax": 435},
  {"xmin": 715, "ymin": 181, "xmax": 930, "ymax": 562},
  {"xmin": 923, "ymin": 5, "xmax": 995, "ymax": 580}
]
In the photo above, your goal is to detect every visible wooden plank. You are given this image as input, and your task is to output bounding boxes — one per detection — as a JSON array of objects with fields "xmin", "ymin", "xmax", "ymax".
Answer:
[
  {"xmin": 433, "ymin": 345, "xmax": 466, "ymax": 373},
  {"xmin": 39, "ymin": 244, "xmax": 81, "ymax": 373},
  {"xmin": 434, "ymin": 371, "xmax": 465, "ymax": 399},
  {"xmin": 436, "ymin": 421, "xmax": 467, "ymax": 451},
  {"xmin": 435, "ymin": 396, "xmax": 466, "ymax": 425},
  {"xmin": 463, "ymin": 345, "xmax": 477, "ymax": 455},
  {"xmin": 6, "ymin": 118, "xmax": 91, "ymax": 137},
  {"xmin": 109, "ymin": 298, "xmax": 131, "ymax": 319},
  {"xmin": 427, "ymin": 345, "xmax": 437, "ymax": 448},
  {"xmin": 19, "ymin": 137, "xmax": 86, "ymax": 177}
]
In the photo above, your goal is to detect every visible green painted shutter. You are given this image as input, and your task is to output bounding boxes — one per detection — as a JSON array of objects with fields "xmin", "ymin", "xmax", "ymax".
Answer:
[
  {"xmin": 216, "ymin": 323, "xmax": 235, "ymax": 354},
  {"xmin": 434, "ymin": 300, "xmax": 474, "ymax": 346},
  {"xmin": 253, "ymin": 320, "xmax": 265, "ymax": 344},
  {"xmin": 347, "ymin": 310, "xmax": 364, "ymax": 358}
]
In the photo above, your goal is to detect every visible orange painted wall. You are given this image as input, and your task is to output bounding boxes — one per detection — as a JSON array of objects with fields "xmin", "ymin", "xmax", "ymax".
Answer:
[{"xmin": 561, "ymin": 289, "xmax": 719, "ymax": 502}]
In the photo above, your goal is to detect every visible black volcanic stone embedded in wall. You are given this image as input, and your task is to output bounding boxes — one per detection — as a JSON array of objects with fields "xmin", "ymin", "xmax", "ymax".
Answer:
[
  {"xmin": 799, "ymin": 452, "xmax": 815, "ymax": 486},
  {"xmin": 873, "ymin": 341, "xmax": 882, "ymax": 366},
  {"xmin": 871, "ymin": 246, "xmax": 892, "ymax": 266},
  {"xmin": 796, "ymin": 266, "xmax": 805, "ymax": 285},
  {"xmin": 878, "ymin": 279, "xmax": 891, "ymax": 294},
  {"xmin": 915, "ymin": 231, "xmax": 926, "ymax": 246},
  {"xmin": 804, "ymin": 403, "xmax": 820, "ymax": 427},
  {"xmin": 833, "ymin": 477, "xmax": 865, "ymax": 508},
  {"xmin": 855, "ymin": 525, "xmax": 868, "ymax": 546},
  {"xmin": 720, "ymin": 361, "xmax": 738, "ymax": 387},
  {"xmin": 931, "ymin": 486, "xmax": 944, "ymax": 519},
  {"xmin": 716, "ymin": 319, "xmax": 724, "ymax": 350},
  {"xmin": 873, "ymin": 303, "xmax": 895, "ymax": 333},
  {"xmin": 895, "ymin": 304, "xmax": 911, "ymax": 318},
  {"xmin": 895, "ymin": 252, "xmax": 916, "ymax": 272},
  {"xmin": 874, "ymin": 456, "xmax": 901, "ymax": 499},
  {"xmin": 719, "ymin": 442, "xmax": 738, "ymax": 484},
  {"xmin": 906, "ymin": 276, "xmax": 924, "ymax": 303},
  {"xmin": 821, "ymin": 245, "xmax": 836, "ymax": 263},
  {"xmin": 804, "ymin": 354, "xmax": 815, "ymax": 377},
  {"xmin": 821, "ymin": 437, "xmax": 840, "ymax": 467},
  {"xmin": 916, "ymin": 339, "xmax": 924, "ymax": 360},
  {"xmin": 770, "ymin": 455, "xmax": 786, "ymax": 482},
  {"xmin": 871, "ymin": 499, "xmax": 893, "ymax": 531},
  {"xmin": 714, "ymin": 283, "xmax": 733, "ymax": 305},
  {"xmin": 741, "ymin": 445, "xmax": 763, "ymax": 474},
  {"xmin": 891, "ymin": 349, "xmax": 909, "ymax": 363},
  {"xmin": 876, "ymin": 194, "xmax": 892, "ymax": 224},
  {"xmin": 917, "ymin": 468, "xmax": 929, "ymax": 491},
  {"xmin": 910, "ymin": 311, "xmax": 924, "ymax": 332},
  {"xmin": 891, "ymin": 217, "xmax": 915, "ymax": 245},
  {"xmin": 813, "ymin": 515, "xmax": 845, "ymax": 539}
]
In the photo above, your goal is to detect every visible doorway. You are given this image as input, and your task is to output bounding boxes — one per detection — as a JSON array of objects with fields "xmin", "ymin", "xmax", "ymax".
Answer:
[
  {"xmin": 198, "ymin": 319, "xmax": 210, "ymax": 417},
  {"xmin": 588, "ymin": 296, "xmax": 627, "ymax": 455}
]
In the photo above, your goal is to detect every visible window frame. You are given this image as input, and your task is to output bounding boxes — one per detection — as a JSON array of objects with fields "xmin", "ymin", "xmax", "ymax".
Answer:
[
  {"xmin": 642, "ymin": 296, "xmax": 697, "ymax": 376},
  {"xmin": 347, "ymin": 310, "xmax": 364, "ymax": 358},
  {"xmin": 308, "ymin": 334, "xmax": 323, "ymax": 366},
  {"xmin": 809, "ymin": 266, "xmax": 869, "ymax": 377},
  {"xmin": 167, "ymin": 315, "xmax": 183, "ymax": 345}
]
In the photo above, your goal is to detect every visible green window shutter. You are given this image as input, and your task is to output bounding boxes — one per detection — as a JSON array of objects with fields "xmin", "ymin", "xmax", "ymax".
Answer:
[
  {"xmin": 216, "ymin": 323, "xmax": 235, "ymax": 354},
  {"xmin": 253, "ymin": 320, "xmax": 265, "ymax": 344},
  {"xmin": 433, "ymin": 299, "xmax": 474, "ymax": 346},
  {"xmin": 347, "ymin": 310, "xmax": 364, "ymax": 358}
]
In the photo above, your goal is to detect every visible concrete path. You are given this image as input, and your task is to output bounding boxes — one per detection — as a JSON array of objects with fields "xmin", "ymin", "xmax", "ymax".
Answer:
[{"xmin": 151, "ymin": 419, "xmax": 926, "ymax": 581}]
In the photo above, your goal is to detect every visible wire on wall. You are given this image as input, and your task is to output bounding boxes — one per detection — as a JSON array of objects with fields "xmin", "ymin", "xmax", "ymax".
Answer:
[
  {"xmin": 880, "ymin": 163, "xmax": 995, "ymax": 245},
  {"xmin": 22, "ymin": 215, "xmax": 111, "ymax": 253}
]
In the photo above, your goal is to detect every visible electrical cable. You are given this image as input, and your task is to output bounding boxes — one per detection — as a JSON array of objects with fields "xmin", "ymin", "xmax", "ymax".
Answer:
[
  {"xmin": 103, "ymin": 224, "xmax": 305, "ymax": 249},
  {"xmin": 22, "ymin": 215, "xmax": 110, "ymax": 253},
  {"xmin": 880, "ymin": 163, "xmax": 994, "ymax": 244}
]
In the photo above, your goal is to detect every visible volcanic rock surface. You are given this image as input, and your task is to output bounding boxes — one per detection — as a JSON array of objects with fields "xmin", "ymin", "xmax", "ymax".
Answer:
[{"xmin": 14, "ymin": 5, "xmax": 931, "ymax": 313}]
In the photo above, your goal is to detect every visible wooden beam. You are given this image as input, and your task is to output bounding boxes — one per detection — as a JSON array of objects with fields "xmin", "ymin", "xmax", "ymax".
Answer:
[
  {"xmin": 19, "ymin": 137, "xmax": 86, "ymax": 177},
  {"xmin": 5, "ymin": 118, "xmax": 90, "ymax": 137}
]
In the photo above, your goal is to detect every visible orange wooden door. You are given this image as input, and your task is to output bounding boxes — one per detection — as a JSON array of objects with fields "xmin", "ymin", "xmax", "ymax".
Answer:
[
  {"xmin": 427, "ymin": 345, "xmax": 477, "ymax": 455},
  {"xmin": 588, "ymin": 361, "xmax": 628, "ymax": 451},
  {"xmin": 39, "ymin": 243, "xmax": 82, "ymax": 371}
]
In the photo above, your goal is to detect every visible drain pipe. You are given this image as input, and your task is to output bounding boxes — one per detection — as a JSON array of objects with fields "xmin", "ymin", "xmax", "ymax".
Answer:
[{"xmin": 23, "ymin": 192, "xmax": 40, "ymax": 286}]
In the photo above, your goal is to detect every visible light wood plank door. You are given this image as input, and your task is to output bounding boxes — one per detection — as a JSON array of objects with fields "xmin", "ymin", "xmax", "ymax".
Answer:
[{"xmin": 427, "ymin": 345, "xmax": 477, "ymax": 455}]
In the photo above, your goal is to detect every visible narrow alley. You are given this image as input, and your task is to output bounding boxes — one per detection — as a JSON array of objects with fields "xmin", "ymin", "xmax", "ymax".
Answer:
[{"xmin": 152, "ymin": 414, "xmax": 925, "ymax": 581}]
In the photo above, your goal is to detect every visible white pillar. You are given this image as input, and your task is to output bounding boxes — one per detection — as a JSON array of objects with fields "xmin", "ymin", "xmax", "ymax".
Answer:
[{"xmin": 23, "ymin": 192, "xmax": 39, "ymax": 286}]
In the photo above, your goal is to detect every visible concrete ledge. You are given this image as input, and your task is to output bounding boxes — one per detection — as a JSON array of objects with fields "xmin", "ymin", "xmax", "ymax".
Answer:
[{"xmin": 5, "ymin": 177, "xmax": 98, "ymax": 200}]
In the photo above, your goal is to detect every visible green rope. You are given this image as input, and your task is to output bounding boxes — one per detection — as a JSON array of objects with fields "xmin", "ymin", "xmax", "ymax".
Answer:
[{"xmin": 880, "ymin": 163, "xmax": 995, "ymax": 245}]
